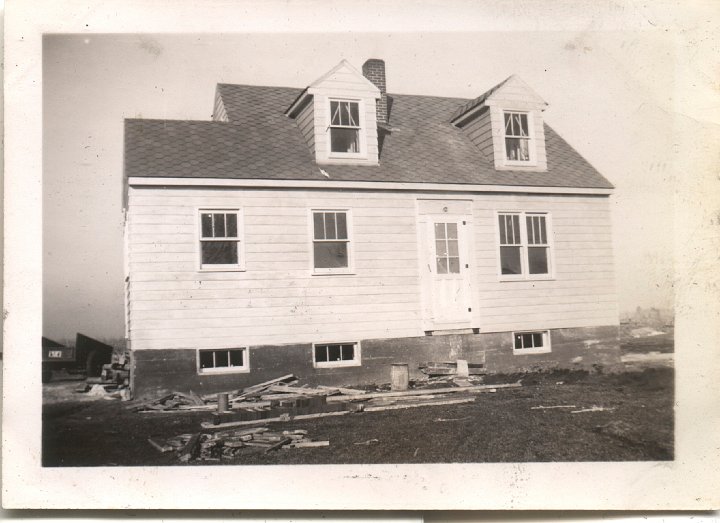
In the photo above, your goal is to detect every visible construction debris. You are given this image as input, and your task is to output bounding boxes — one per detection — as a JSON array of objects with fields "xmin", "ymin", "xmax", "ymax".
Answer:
[
  {"xmin": 531, "ymin": 405, "xmax": 577, "ymax": 410},
  {"xmin": 571, "ymin": 406, "xmax": 616, "ymax": 414},
  {"xmin": 149, "ymin": 426, "xmax": 329, "ymax": 462},
  {"xmin": 419, "ymin": 360, "xmax": 486, "ymax": 377}
]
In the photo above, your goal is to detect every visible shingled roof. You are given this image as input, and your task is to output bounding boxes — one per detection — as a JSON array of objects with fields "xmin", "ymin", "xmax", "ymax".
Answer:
[{"xmin": 125, "ymin": 83, "xmax": 613, "ymax": 189}]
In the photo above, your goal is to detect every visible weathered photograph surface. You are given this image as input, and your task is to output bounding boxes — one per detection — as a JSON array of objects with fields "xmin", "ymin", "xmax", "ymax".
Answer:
[{"xmin": 42, "ymin": 33, "xmax": 674, "ymax": 466}]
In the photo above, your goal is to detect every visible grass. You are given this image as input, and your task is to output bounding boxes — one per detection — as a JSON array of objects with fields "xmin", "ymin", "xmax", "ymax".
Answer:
[{"xmin": 42, "ymin": 367, "xmax": 673, "ymax": 466}]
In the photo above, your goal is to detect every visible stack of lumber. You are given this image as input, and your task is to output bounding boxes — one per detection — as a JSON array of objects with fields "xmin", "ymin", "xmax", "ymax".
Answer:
[
  {"xmin": 76, "ymin": 353, "xmax": 132, "ymax": 400},
  {"xmin": 148, "ymin": 427, "xmax": 329, "ymax": 462}
]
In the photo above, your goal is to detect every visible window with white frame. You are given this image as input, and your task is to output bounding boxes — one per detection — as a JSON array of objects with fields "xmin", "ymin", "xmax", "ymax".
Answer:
[
  {"xmin": 504, "ymin": 112, "xmax": 531, "ymax": 162},
  {"xmin": 313, "ymin": 342, "xmax": 360, "ymax": 367},
  {"xmin": 198, "ymin": 348, "xmax": 249, "ymax": 374},
  {"xmin": 498, "ymin": 212, "xmax": 551, "ymax": 277},
  {"xmin": 199, "ymin": 210, "xmax": 242, "ymax": 269},
  {"xmin": 513, "ymin": 331, "xmax": 551, "ymax": 354},
  {"xmin": 329, "ymin": 100, "xmax": 361, "ymax": 154},
  {"xmin": 312, "ymin": 210, "xmax": 350, "ymax": 272}
]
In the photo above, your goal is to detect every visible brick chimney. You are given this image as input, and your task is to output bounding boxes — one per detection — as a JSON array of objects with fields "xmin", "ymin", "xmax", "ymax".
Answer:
[{"xmin": 362, "ymin": 59, "xmax": 387, "ymax": 124}]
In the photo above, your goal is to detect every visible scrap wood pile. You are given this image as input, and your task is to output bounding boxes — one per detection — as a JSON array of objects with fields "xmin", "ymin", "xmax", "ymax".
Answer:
[
  {"xmin": 148, "ymin": 426, "xmax": 328, "ymax": 463},
  {"xmin": 76, "ymin": 354, "xmax": 131, "ymax": 400}
]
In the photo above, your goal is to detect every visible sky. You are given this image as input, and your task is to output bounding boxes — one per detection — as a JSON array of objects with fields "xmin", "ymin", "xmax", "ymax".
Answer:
[{"xmin": 43, "ymin": 31, "xmax": 679, "ymax": 342}]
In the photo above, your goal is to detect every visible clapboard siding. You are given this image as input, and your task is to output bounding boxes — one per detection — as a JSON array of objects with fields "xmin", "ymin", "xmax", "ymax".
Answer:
[
  {"xmin": 127, "ymin": 186, "xmax": 617, "ymax": 349},
  {"xmin": 295, "ymin": 98, "xmax": 315, "ymax": 154},
  {"xmin": 470, "ymin": 194, "xmax": 616, "ymax": 332}
]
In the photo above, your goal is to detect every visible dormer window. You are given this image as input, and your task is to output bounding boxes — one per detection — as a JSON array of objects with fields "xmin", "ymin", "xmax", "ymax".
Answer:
[
  {"xmin": 504, "ymin": 111, "xmax": 532, "ymax": 163},
  {"xmin": 329, "ymin": 100, "xmax": 361, "ymax": 155}
]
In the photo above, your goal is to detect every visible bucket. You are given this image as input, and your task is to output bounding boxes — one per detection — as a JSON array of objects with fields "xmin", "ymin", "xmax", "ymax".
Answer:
[
  {"xmin": 217, "ymin": 392, "xmax": 229, "ymax": 413},
  {"xmin": 391, "ymin": 363, "xmax": 409, "ymax": 391}
]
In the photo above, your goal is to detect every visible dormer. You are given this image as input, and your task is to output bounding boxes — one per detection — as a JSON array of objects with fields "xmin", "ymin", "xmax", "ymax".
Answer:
[
  {"xmin": 451, "ymin": 75, "xmax": 549, "ymax": 171},
  {"xmin": 286, "ymin": 59, "xmax": 383, "ymax": 166}
]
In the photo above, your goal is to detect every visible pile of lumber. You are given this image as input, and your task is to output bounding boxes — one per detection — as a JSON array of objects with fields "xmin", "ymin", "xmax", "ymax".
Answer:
[
  {"xmin": 148, "ymin": 427, "xmax": 328, "ymax": 463},
  {"xmin": 76, "ymin": 353, "xmax": 132, "ymax": 400},
  {"xmin": 128, "ymin": 373, "xmax": 523, "ymax": 431}
]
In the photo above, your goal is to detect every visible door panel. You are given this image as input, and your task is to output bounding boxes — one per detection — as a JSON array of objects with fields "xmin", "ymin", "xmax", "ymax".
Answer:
[{"xmin": 426, "ymin": 216, "xmax": 473, "ymax": 328}]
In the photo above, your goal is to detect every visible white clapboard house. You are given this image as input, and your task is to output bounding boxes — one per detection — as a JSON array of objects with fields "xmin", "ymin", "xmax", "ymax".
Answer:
[{"xmin": 124, "ymin": 59, "xmax": 621, "ymax": 398}]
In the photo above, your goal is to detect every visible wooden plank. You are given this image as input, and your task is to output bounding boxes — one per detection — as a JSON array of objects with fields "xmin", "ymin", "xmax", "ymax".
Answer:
[
  {"xmin": 147, "ymin": 438, "xmax": 174, "ymax": 453},
  {"xmin": 200, "ymin": 410, "xmax": 351, "ymax": 430},
  {"xmin": 268, "ymin": 385, "xmax": 333, "ymax": 396},
  {"xmin": 316, "ymin": 385, "xmax": 367, "ymax": 395},
  {"xmin": 178, "ymin": 433, "xmax": 201, "ymax": 462},
  {"xmin": 326, "ymin": 382, "xmax": 520, "ymax": 403},
  {"xmin": 282, "ymin": 440, "xmax": 330, "ymax": 449},
  {"xmin": 361, "ymin": 396, "xmax": 477, "ymax": 412}
]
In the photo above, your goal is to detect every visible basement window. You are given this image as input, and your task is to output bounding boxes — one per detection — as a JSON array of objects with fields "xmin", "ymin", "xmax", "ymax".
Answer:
[
  {"xmin": 313, "ymin": 342, "xmax": 361, "ymax": 368},
  {"xmin": 512, "ymin": 331, "xmax": 551, "ymax": 355},
  {"xmin": 198, "ymin": 348, "xmax": 249, "ymax": 374},
  {"xmin": 199, "ymin": 209, "xmax": 244, "ymax": 270}
]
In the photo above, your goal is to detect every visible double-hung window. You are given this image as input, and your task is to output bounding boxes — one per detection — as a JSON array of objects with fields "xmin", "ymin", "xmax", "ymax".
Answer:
[
  {"xmin": 497, "ymin": 212, "xmax": 552, "ymax": 278},
  {"xmin": 312, "ymin": 210, "xmax": 351, "ymax": 273},
  {"xmin": 504, "ymin": 111, "xmax": 532, "ymax": 163},
  {"xmin": 199, "ymin": 209, "xmax": 243, "ymax": 270},
  {"xmin": 329, "ymin": 100, "xmax": 361, "ymax": 154}
]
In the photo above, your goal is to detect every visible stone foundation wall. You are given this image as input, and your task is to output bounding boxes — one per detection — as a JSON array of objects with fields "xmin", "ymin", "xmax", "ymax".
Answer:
[{"xmin": 131, "ymin": 325, "xmax": 621, "ymax": 399}]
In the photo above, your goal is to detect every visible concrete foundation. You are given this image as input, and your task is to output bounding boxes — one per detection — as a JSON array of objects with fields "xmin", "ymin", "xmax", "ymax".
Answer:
[{"xmin": 130, "ymin": 325, "xmax": 621, "ymax": 399}]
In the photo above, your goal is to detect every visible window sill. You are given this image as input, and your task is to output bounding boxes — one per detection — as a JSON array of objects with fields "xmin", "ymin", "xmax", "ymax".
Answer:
[
  {"xmin": 198, "ymin": 367, "xmax": 250, "ymax": 375},
  {"xmin": 312, "ymin": 270, "xmax": 356, "ymax": 276},
  {"xmin": 499, "ymin": 275, "xmax": 555, "ymax": 282},
  {"xmin": 313, "ymin": 360, "xmax": 362, "ymax": 369},
  {"xmin": 503, "ymin": 160, "xmax": 538, "ymax": 168},
  {"xmin": 199, "ymin": 266, "xmax": 246, "ymax": 273},
  {"xmin": 513, "ymin": 348, "xmax": 551, "ymax": 356}
]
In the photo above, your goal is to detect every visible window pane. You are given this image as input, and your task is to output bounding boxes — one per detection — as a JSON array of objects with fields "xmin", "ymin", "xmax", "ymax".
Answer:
[
  {"xmin": 504, "ymin": 113, "xmax": 512, "ymax": 134},
  {"xmin": 215, "ymin": 350, "xmax": 229, "ymax": 368},
  {"xmin": 506, "ymin": 137, "xmax": 530, "ymax": 161},
  {"xmin": 522, "ymin": 333, "xmax": 534, "ymax": 348},
  {"xmin": 528, "ymin": 246, "xmax": 549, "ymax": 274},
  {"xmin": 514, "ymin": 334, "xmax": 523, "ymax": 349},
  {"xmin": 314, "ymin": 242, "xmax": 348, "ymax": 268},
  {"xmin": 500, "ymin": 246, "xmax": 522, "ymax": 275},
  {"xmin": 434, "ymin": 223, "xmax": 446, "ymax": 240},
  {"xmin": 539, "ymin": 217, "xmax": 547, "ymax": 244},
  {"xmin": 498, "ymin": 215, "xmax": 507, "ymax": 244},
  {"xmin": 313, "ymin": 212, "xmax": 325, "ymax": 240},
  {"xmin": 532, "ymin": 333, "xmax": 544, "ymax": 348},
  {"xmin": 447, "ymin": 239, "xmax": 459, "ymax": 256},
  {"xmin": 526, "ymin": 216, "xmax": 535, "ymax": 244},
  {"xmin": 448, "ymin": 257, "xmax": 460, "ymax": 273},
  {"xmin": 330, "ymin": 128, "xmax": 360, "ymax": 153},
  {"xmin": 435, "ymin": 240, "xmax": 448, "ymax": 257},
  {"xmin": 315, "ymin": 345, "xmax": 328, "ymax": 363},
  {"xmin": 201, "ymin": 241, "xmax": 238, "ymax": 265},
  {"xmin": 341, "ymin": 344, "xmax": 355, "ymax": 361},
  {"xmin": 330, "ymin": 102, "xmax": 340, "ymax": 125},
  {"xmin": 324, "ymin": 212, "xmax": 337, "ymax": 240},
  {"xmin": 229, "ymin": 349, "xmax": 244, "ymax": 367},
  {"xmin": 512, "ymin": 215, "xmax": 521, "ymax": 244},
  {"xmin": 328, "ymin": 344, "xmax": 341, "ymax": 362},
  {"xmin": 201, "ymin": 213, "xmax": 213, "ymax": 238},
  {"xmin": 446, "ymin": 223, "xmax": 458, "ymax": 239},
  {"xmin": 336, "ymin": 212, "xmax": 348, "ymax": 239},
  {"xmin": 518, "ymin": 113, "xmax": 529, "ymax": 135},
  {"xmin": 349, "ymin": 102, "xmax": 359, "ymax": 126},
  {"xmin": 213, "ymin": 213, "xmax": 226, "ymax": 237},
  {"xmin": 226, "ymin": 213, "xmax": 238, "ymax": 238},
  {"xmin": 199, "ymin": 351, "xmax": 214, "ymax": 369},
  {"xmin": 436, "ymin": 257, "xmax": 448, "ymax": 274}
]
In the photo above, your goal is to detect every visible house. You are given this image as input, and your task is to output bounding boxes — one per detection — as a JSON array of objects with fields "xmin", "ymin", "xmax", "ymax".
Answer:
[{"xmin": 124, "ymin": 58, "xmax": 621, "ymax": 399}]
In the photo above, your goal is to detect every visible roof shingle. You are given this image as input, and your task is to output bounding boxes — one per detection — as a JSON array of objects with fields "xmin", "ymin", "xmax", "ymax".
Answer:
[{"xmin": 124, "ymin": 83, "xmax": 613, "ymax": 189}]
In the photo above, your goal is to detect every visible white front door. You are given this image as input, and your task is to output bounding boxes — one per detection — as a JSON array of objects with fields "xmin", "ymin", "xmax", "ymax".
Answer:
[{"xmin": 425, "ymin": 216, "xmax": 473, "ymax": 329}]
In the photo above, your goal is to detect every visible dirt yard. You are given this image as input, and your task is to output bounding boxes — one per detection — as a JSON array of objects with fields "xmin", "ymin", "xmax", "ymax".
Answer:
[{"xmin": 42, "ymin": 359, "xmax": 674, "ymax": 466}]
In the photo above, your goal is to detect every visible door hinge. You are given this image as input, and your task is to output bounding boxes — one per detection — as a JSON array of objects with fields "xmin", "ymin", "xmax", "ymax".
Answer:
[
  {"xmin": 463, "ymin": 221, "xmax": 467, "ymax": 225},
  {"xmin": 468, "ymin": 307, "xmax": 472, "ymax": 312},
  {"xmin": 465, "ymin": 264, "xmax": 469, "ymax": 268}
]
